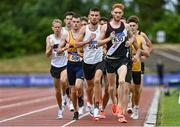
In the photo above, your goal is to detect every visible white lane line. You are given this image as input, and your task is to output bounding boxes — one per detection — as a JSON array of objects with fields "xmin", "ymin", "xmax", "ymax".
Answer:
[
  {"xmin": 0, "ymin": 96, "xmax": 54, "ymax": 109},
  {"xmin": 154, "ymin": 50, "xmax": 180, "ymax": 62},
  {"xmin": 179, "ymin": 91, "xmax": 180, "ymax": 104},
  {"xmin": 144, "ymin": 88, "xmax": 160, "ymax": 127},
  {"xmin": 61, "ymin": 112, "xmax": 89, "ymax": 127},
  {"xmin": 0, "ymin": 105, "xmax": 57, "ymax": 123},
  {"xmin": 0, "ymin": 90, "xmax": 35, "ymax": 98},
  {"xmin": 0, "ymin": 93, "xmax": 52, "ymax": 103},
  {"xmin": 168, "ymin": 47, "xmax": 180, "ymax": 54}
]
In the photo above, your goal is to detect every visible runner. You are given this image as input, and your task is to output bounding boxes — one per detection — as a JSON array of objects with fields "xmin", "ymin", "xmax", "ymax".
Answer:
[
  {"xmin": 127, "ymin": 15, "xmax": 150, "ymax": 119},
  {"xmin": 99, "ymin": 17, "xmax": 108, "ymax": 26},
  {"xmin": 66, "ymin": 14, "xmax": 84, "ymax": 120},
  {"xmin": 76, "ymin": 7, "xmax": 105, "ymax": 120},
  {"xmin": 81, "ymin": 16, "xmax": 89, "ymax": 26},
  {"xmin": 45, "ymin": 19, "xmax": 69, "ymax": 119},
  {"xmin": 62, "ymin": 11, "xmax": 75, "ymax": 111},
  {"xmin": 98, "ymin": 3, "xmax": 141, "ymax": 123}
]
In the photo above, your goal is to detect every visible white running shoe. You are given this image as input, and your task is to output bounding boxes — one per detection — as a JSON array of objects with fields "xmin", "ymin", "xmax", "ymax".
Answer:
[
  {"xmin": 57, "ymin": 109, "xmax": 63, "ymax": 119},
  {"xmin": 131, "ymin": 106, "xmax": 139, "ymax": 120},
  {"xmin": 93, "ymin": 108, "xmax": 100, "ymax": 120},
  {"xmin": 78, "ymin": 106, "xmax": 84, "ymax": 115},
  {"xmin": 88, "ymin": 105, "xmax": 94, "ymax": 117},
  {"xmin": 86, "ymin": 102, "xmax": 91, "ymax": 112},
  {"xmin": 127, "ymin": 107, "xmax": 133, "ymax": 114},
  {"xmin": 69, "ymin": 101, "xmax": 74, "ymax": 112}
]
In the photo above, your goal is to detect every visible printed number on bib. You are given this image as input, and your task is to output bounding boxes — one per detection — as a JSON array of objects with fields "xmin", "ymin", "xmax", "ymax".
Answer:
[
  {"xmin": 112, "ymin": 32, "xmax": 126, "ymax": 44},
  {"xmin": 88, "ymin": 41, "xmax": 98, "ymax": 49},
  {"xmin": 107, "ymin": 32, "xmax": 126, "ymax": 56},
  {"xmin": 68, "ymin": 52, "xmax": 82, "ymax": 62}
]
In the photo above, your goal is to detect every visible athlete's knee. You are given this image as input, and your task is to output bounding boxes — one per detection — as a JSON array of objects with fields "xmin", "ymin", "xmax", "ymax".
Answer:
[
  {"xmin": 61, "ymin": 78, "xmax": 67, "ymax": 85},
  {"xmin": 94, "ymin": 78, "xmax": 101, "ymax": 85},
  {"xmin": 87, "ymin": 81, "xmax": 94, "ymax": 89},
  {"xmin": 71, "ymin": 87, "xmax": 76, "ymax": 95},
  {"xmin": 134, "ymin": 86, "xmax": 140, "ymax": 94},
  {"xmin": 108, "ymin": 85, "xmax": 114, "ymax": 93},
  {"xmin": 119, "ymin": 80, "xmax": 125, "ymax": 85}
]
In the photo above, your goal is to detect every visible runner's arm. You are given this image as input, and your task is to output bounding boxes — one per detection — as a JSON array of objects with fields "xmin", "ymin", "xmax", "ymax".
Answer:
[
  {"xmin": 97, "ymin": 24, "xmax": 114, "ymax": 47},
  {"xmin": 141, "ymin": 32, "xmax": 153, "ymax": 54},
  {"xmin": 75, "ymin": 26, "xmax": 92, "ymax": 48},
  {"xmin": 127, "ymin": 24, "xmax": 141, "ymax": 61},
  {"xmin": 45, "ymin": 36, "xmax": 53, "ymax": 58},
  {"xmin": 57, "ymin": 33, "xmax": 69, "ymax": 54},
  {"xmin": 141, "ymin": 36, "xmax": 150, "ymax": 57}
]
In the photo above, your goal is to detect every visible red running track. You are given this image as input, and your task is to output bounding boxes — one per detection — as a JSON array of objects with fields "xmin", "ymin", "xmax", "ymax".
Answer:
[{"xmin": 0, "ymin": 87, "xmax": 155, "ymax": 126}]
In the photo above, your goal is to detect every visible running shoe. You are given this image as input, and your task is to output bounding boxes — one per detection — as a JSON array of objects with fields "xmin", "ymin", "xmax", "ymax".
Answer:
[
  {"xmin": 99, "ymin": 111, "xmax": 106, "ymax": 119},
  {"xmin": 93, "ymin": 108, "xmax": 100, "ymax": 121},
  {"xmin": 57, "ymin": 109, "xmax": 63, "ymax": 119},
  {"xmin": 73, "ymin": 111, "xmax": 79, "ymax": 120},
  {"xmin": 118, "ymin": 115, "xmax": 127, "ymax": 123},
  {"xmin": 78, "ymin": 106, "xmax": 84, "ymax": 115},
  {"xmin": 111, "ymin": 104, "xmax": 117, "ymax": 116}
]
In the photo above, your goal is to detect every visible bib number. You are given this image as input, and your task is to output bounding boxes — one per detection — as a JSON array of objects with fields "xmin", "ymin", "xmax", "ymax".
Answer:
[{"xmin": 88, "ymin": 41, "xmax": 98, "ymax": 49}]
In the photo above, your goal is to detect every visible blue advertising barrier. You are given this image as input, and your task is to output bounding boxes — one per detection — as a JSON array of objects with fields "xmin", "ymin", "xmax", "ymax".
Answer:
[
  {"xmin": 144, "ymin": 73, "xmax": 180, "ymax": 87},
  {"xmin": 0, "ymin": 74, "xmax": 53, "ymax": 87},
  {"xmin": 0, "ymin": 73, "xmax": 180, "ymax": 87}
]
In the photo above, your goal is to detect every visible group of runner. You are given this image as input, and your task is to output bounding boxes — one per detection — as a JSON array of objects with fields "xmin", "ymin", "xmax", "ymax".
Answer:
[{"xmin": 45, "ymin": 2, "xmax": 153, "ymax": 123}]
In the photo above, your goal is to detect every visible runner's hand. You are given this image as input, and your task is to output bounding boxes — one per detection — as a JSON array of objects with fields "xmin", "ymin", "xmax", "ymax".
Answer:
[
  {"xmin": 110, "ymin": 31, "xmax": 115, "ymax": 39},
  {"xmin": 125, "ymin": 41, "xmax": 131, "ymax": 47},
  {"xmin": 85, "ymin": 33, "xmax": 96, "ymax": 44},
  {"xmin": 132, "ymin": 55, "xmax": 138, "ymax": 62},
  {"xmin": 90, "ymin": 33, "xmax": 96, "ymax": 41}
]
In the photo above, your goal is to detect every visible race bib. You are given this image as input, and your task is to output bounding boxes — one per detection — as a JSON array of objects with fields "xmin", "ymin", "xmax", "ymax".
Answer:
[
  {"xmin": 112, "ymin": 32, "xmax": 126, "ymax": 44},
  {"xmin": 68, "ymin": 52, "xmax": 82, "ymax": 62},
  {"xmin": 88, "ymin": 40, "xmax": 98, "ymax": 49},
  {"xmin": 107, "ymin": 32, "xmax": 126, "ymax": 56},
  {"xmin": 53, "ymin": 48, "xmax": 65, "ymax": 57}
]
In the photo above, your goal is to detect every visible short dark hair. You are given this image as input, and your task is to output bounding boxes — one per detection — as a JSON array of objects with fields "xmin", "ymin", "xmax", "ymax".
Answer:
[
  {"xmin": 100, "ymin": 17, "xmax": 108, "ymax": 22},
  {"xmin": 89, "ymin": 7, "xmax": 100, "ymax": 13},
  {"xmin": 127, "ymin": 15, "xmax": 139, "ymax": 24},
  {"xmin": 64, "ymin": 11, "xmax": 75, "ymax": 18},
  {"xmin": 72, "ymin": 14, "xmax": 81, "ymax": 19},
  {"xmin": 81, "ymin": 16, "xmax": 88, "ymax": 22}
]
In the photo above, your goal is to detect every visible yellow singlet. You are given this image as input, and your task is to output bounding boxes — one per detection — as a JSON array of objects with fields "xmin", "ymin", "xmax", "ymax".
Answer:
[
  {"xmin": 132, "ymin": 35, "xmax": 142, "ymax": 72},
  {"xmin": 68, "ymin": 31, "xmax": 82, "ymax": 62}
]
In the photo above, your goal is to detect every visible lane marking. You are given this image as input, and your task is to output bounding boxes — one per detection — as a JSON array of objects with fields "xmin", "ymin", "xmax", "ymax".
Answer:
[
  {"xmin": 168, "ymin": 47, "xmax": 180, "ymax": 54},
  {"xmin": 61, "ymin": 112, "xmax": 89, "ymax": 127},
  {"xmin": 144, "ymin": 88, "xmax": 160, "ymax": 126},
  {"xmin": 0, "ymin": 96, "xmax": 54, "ymax": 109},
  {"xmin": 0, "ymin": 90, "xmax": 36, "ymax": 98},
  {"xmin": 0, "ymin": 92, "xmax": 53, "ymax": 103},
  {"xmin": 154, "ymin": 50, "xmax": 180, "ymax": 62},
  {"xmin": 179, "ymin": 91, "xmax": 180, "ymax": 104},
  {"xmin": 0, "ymin": 105, "xmax": 57, "ymax": 123}
]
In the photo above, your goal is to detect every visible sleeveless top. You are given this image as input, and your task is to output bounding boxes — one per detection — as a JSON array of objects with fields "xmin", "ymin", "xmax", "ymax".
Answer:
[
  {"xmin": 67, "ymin": 31, "xmax": 82, "ymax": 63},
  {"xmin": 83, "ymin": 25, "xmax": 103, "ymax": 64},
  {"xmin": 132, "ymin": 34, "xmax": 142, "ymax": 72},
  {"xmin": 105, "ymin": 22, "xmax": 130, "ymax": 59},
  {"xmin": 49, "ymin": 34, "xmax": 68, "ymax": 68}
]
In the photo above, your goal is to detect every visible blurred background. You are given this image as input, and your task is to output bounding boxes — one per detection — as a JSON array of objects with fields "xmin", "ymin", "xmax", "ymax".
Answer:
[
  {"xmin": 0, "ymin": 0, "xmax": 180, "ymax": 86},
  {"xmin": 0, "ymin": 0, "xmax": 180, "ymax": 126}
]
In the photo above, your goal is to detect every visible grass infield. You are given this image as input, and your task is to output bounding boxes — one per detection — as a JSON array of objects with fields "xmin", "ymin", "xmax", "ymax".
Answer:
[{"xmin": 157, "ymin": 89, "xmax": 180, "ymax": 126}]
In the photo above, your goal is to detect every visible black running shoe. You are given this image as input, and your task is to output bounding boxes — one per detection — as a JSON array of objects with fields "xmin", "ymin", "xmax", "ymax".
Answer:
[{"xmin": 73, "ymin": 111, "xmax": 79, "ymax": 120}]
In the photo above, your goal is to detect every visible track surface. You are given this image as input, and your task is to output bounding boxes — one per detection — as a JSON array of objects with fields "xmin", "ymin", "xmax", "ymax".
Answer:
[{"xmin": 0, "ymin": 87, "xmax": 155, "ymax": 126}]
